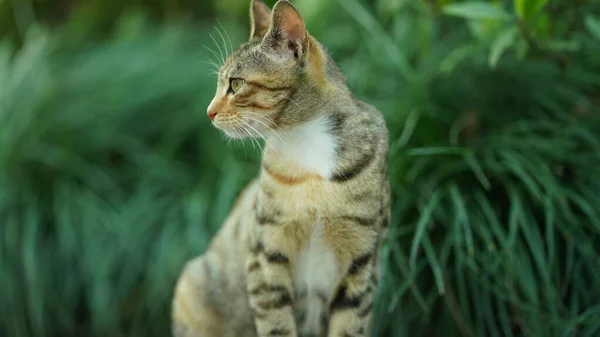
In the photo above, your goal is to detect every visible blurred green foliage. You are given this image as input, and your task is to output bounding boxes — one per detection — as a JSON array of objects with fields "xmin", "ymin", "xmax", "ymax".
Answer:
[{"xmin": 1, "ymin": 0, "xmax": 600, "ymax": 336}]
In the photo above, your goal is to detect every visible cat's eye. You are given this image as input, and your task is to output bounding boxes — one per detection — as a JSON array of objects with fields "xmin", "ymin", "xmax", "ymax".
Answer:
[{"xmin": 229, "ymin": 78, "xmax": 245, "ymax": 94}]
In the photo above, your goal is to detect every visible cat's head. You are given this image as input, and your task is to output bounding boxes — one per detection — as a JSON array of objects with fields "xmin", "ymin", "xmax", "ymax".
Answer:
[{"xmin": 206, "ymin": 0, "xmax": 337, "ymax": 139}]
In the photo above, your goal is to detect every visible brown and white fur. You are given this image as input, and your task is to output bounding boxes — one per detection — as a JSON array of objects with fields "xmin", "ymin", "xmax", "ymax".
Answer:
[{"xmin": 171, "ymin": 1, "xmax": 390, "ymax": 336}]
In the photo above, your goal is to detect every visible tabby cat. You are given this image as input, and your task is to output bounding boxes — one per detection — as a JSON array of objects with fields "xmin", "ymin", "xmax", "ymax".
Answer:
[{"xmin": 171, "ymin": 1, "xmax": 391, "ymax": 336}]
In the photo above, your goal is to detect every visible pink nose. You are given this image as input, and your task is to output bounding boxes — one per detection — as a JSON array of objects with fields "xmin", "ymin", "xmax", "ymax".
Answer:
[{"xmin": 207, "ymin": 109, "xmax": 218, "ymax": 121}]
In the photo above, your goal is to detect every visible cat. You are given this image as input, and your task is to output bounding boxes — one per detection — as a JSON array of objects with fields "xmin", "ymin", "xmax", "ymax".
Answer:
[{"xmin": 171, "ymin": 1, "xmax": 390, "ymax": 336}]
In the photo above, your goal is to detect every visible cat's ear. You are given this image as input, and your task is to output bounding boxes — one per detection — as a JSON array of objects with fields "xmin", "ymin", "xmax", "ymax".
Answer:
[
  {"xmin": 249, "ymin": 0, "xmax": 272, "ymax": 41},
  {"xmin": 262, "ymin": 0, "xmax": 308, "ymax": 62}
]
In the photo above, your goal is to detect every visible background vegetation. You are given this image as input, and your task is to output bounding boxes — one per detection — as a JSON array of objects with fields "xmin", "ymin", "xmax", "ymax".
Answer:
[{"xmin": 1, "ymin": 0, "xmax": 599, "ymax": 336}]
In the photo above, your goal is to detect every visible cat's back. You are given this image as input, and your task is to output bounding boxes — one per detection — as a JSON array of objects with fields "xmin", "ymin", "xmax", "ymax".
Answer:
[{"xmin": 355, "ymin": 98, "xmax": 389, "ymax": 138}]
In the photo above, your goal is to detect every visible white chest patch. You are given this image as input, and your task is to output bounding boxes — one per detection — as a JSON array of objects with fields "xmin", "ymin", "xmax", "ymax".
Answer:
[
  {"xmin": 269, "ymin": 115, "xmax": 338, "ymax": 179},
  {"xmin": 295, "ymin": 222, "xmax": 339, "ymax": 335}
]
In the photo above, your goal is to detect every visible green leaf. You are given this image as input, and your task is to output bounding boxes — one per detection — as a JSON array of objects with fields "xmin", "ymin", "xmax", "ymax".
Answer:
[
  {"xmin": 514, "ymin": 0, "xmax": 549, "ymax": 21},
  {"xmin": 515, "ymin": 38, "xmax": 529, "ymax": 59},
  {"xmin": 514, "ymin": 0, "xmax": 526, "ymax": 19},
  {"xmin": 439, "ymin": 44, "xmax": 477, "ymax": 74},
  {"xmin": 442, "ymin": 2, "xmax": 511, "ymax": 21},
  {"xmin": 584, "ymin": 15, "xmax": 600, "ymax": 41},
  {"xmin": 407, "ymin": 146, "xmax": 468, "ymax": 156},
  {"xmin": 423, "ymin": 235, "xmax": 445, "ymax": 295},
  {"xmin": 464, "ymin": 153, "xmax": 491, "ymax": 190},
  {"xmin": 532, "ymin": 0, "xmax": 550, "ymax": 13},
  {"xmin": 410, "ymin": 191, "xmax": 442, "ymax": 267},
  {"xmin": 489, "ymin": 27, "xmax": 518, "ymax": 68},
  {"xmin": 541, "ymin": 39, "xmax": 580, "ymax": 52},
  {"xmin": 515, "ymin": 0, "xmax": 549, "ymax": 20},
  {"xmin": 449, "ymin": 184, "xmax": 474, "ymax": 257},
  {"xmin": 389, "ymin": 242, "xmax": 429, "ymax": 313}
]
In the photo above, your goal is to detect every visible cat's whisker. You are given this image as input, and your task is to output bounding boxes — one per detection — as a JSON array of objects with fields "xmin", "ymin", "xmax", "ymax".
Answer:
[
  {"xmin": 207, "ymin": 60, "xmax": 221, "ymax": 69},
  {"xmin": 246, "ymin": 133, "xmax": 260, "ymax": 153},
  {"xmin": 217, "ymin": 19, "xmax": 234, "ymax": 59},
  {"xmin": 238, "ymin": 120, "xmax": 263, "ymax": 153},
  {"xmin": 241, "ymin": 111, "xmax": 272, "ymax": 124},
  {"xmin": 281, "ymin": 96, "xmax": 300, "ymax": 107},
  {"xmin": 202, "ymin": 46, "xmax": 223, "ymax": 68},
  {"xmin": 202, "ymin": 43, "xmax": 221, "ymax": 60},
  {"xmin": 201, "ymin": 60, "xmax": 221, "ymax": 73},
  {"xmin": 243, "ymin": 114, "xmax": 287, "ymax": 148},
  {"xmin": 237, "ymin": 124, "xmax": 256, "ymax": 151},
  {"xmin": 242, "ymin": 120, "xmax": 262, "ymax": 151},
  {"xmin": 209, "ymin": 33, "xmax": 226, "ymax": 64},
  {"xmin": 243, "ymin": 121, "xmax": 280, "ymax": 158},
  {"xmin": 247, "ymin": 113, "xmax": 285, "ymax": 140},
  {"xmin": 211, "ymin": 26, "xmax": 225, "ymax": 56},
  {"xmin": 230, "ymin": 120, "xmax": 249, "ymax": 157},
  {"xmin": 203, "ymin": 68, "xmax": 220, "ymax": 78},
  {"xmin": 241, "ymin": 120, "xmax": 285, "ymax": 157},
  {"xmin": 213, "ymin": 23, "xmax": 231, "ymax": 57},
  {"xmin": 248, "ymin": 130, "xmax": 263, "ymax": 153},
  {"xmin": 244, "ymin": 114, "xmax": 287, "ymax": 149},
  {"xmin": 204, "ymin": 66, "xmax": 219, "ymax": 74},
  {"xmin": 242, "ymin": 111, "xmax": 283, "ymax": 132}
]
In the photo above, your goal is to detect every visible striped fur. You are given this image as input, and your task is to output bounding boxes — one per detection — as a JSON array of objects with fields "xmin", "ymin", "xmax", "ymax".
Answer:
[{"xmin": 172, "ymin": 1, "xmax": 391, "ymax": 337}]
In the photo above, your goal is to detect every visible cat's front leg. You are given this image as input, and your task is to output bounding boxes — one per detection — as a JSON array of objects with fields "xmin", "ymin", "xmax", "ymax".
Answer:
[
  {"xmin": 328, "ymin": 268, "xmax": 376, "ymax": 337},
  {"xmin": 326, "ymin": 220, "xmax": 379, "ymax": 337},
  {"xmin": 246, "ymin": 230, "xmax": 298, "ymax": 337}
]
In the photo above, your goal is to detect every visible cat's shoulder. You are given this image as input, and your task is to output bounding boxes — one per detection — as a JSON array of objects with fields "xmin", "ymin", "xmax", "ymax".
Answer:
[{"xmin": 354, "ymin": 98, "xmax": 388, "ymax": 132}]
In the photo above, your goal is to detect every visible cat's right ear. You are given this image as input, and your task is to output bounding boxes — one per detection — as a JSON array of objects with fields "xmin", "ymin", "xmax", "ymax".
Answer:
[
  {"xmin": 249, "ymin": 0, "xmax": 272, "ymax": 41},
  {"xmin": 261, "ymin": 1, "xmax": 308, "ymax": 65}
]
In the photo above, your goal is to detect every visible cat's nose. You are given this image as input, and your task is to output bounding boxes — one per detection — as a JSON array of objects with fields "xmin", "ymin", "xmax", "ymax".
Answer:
[
  {"xmin": 207, "ymin": 97, "xmax": 220, "ymax": 121},
  {"xmin": 207, "ymin": 109, "xmax": 218, "ymax": 121}
]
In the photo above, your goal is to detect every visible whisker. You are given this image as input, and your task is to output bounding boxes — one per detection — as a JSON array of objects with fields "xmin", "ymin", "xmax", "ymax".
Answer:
[
  {"xmin": 244, "ymin": 115, "xmax": 287, "ymax": 147},
  {"xmin": 244, "ymin": 121, "xmax": 279, "ymax": 158},
  {"xmin": 240, "ymin": 119, "xmax": 264, "ymax": 153},
  {"xmin": 242, "ymin": 111, "xmax": 284, "ymax": 131},
  {"xmin": 282, "ymin": 96, "xmax": 300, "ymax": 107},
  {"xmin": 202, "ymin": 46, "xmax": 222, "ymax": 67},
  {"xmin": 242, "ymin": 112, "xmax": 285, "ymax": 142},
  {"xmin": 205, "ymin": 59, "xmax": 220, "ymax": 68},
  {"xmin": 206, "ymin": 70, "xmax": 219, "ymax": 78},
  {"xmin": 232, "ymin": 120, "xmax": 249, "ymax": 157},
  {"xmin": 246, "ymin": 126, "xmax": 263, "ymax": 153},
  {"xmin": 242, "ymin": 111, "xmax": 272, "ymax": 124},
  {"xmin": 202, "ymin": 64, "xmax": 220, "ymax": 77},
  {"xmin": 209, "ymin": 33, "xmax": 225, "ymax": 64},
  {"xmin": 235, "ymin": 119, "xmax": 262, "ymax": 153},
  {"xmin": 243, "ymin": 114, "xmax": 274, "ymax": 131},
  {"xmin": 217, "ymin": 19, "xmax": 234, "ymax": 57},
  {"xmin": 213, "ymin": 23, "xmax": 230, "ymax": 56},
  {"xmin": 201, "ymin": 60, "xmax": 221, "ymax": 72}
]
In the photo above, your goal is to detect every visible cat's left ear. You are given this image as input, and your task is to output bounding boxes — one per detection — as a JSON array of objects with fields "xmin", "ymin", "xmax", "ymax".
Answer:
[{"xmin": 263, "ymin": 0, "xmax": 308, "ymax": 62}]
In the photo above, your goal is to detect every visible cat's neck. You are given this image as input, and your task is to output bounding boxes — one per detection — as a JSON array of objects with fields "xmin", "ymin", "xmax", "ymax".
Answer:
[
  {"xmin": 261, "ymin": 88, "xmax": 363, "ymax": 181},
  {"xmin": 260, "ymin": 39, "xmax": 359, "ymax": 181},
  {"xmin": 264, "ymin": 113, "xmax": 340, "ymax": 180}
]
